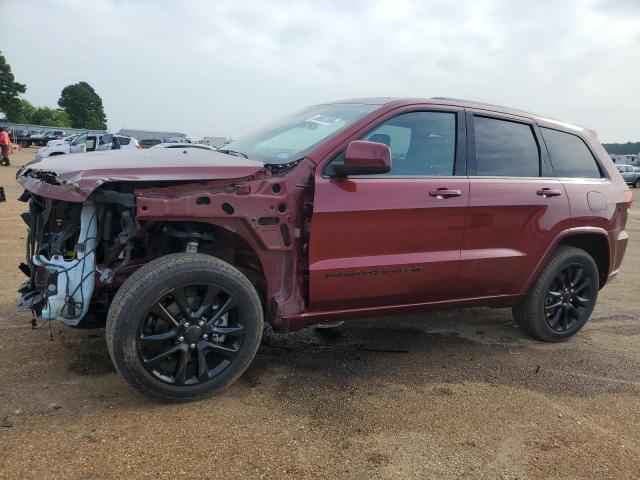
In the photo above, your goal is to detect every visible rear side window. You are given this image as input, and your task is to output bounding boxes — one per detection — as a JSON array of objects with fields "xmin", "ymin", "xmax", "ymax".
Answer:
[
  {"xmin": 541, "ymin": 128, "xmax": 602, "ymax": 179},
  {"xmin": 118, "ymin": 136, "xmax": 131, "ymax": 145},
  {"xmin": 474, "ymin": 116, "xmax": 540, "ymax": 177}
]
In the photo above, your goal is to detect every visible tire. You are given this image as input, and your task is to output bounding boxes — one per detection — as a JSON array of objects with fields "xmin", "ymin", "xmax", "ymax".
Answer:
[
  {"xmin": 512, "ymin": 246, "xmax": 599, "ymax": 342},
  {"xmin": 106, "ymin": 253, "xmax": 263, "ymax": 401},
  {"xmin": 634, "ymin": 179, "xmax": 640, "ymax": 189}
]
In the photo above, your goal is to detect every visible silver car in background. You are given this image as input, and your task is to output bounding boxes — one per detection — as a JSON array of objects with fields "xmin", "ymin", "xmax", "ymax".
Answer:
[{"xmin": 616, "ymin": 164, "xmax": 640, "ymax": 188}]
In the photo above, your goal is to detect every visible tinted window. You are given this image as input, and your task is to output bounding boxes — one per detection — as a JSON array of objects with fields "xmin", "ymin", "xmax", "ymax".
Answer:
[
  {"xmin": 474, "ymin": 116, "xmax": 540, "ymax": 177},
  {"xmin": 117, "ymin": 136, "xmax": 130, "ymax": 145},
  {"xmin": 541, "ymin": 128, "xmax": 601, "ymax": 179},
  {"xmin": 99, "ymin": 134, "xmax": 112, "ymax": 145},
  {"xmin": 363, "ymin": 111, "xmax": 456, "ymax": 176}
]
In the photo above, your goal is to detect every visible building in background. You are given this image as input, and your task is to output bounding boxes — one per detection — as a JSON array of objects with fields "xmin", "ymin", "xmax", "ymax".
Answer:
[{"xmin": 118, "ymin": 128, "xmax": 186, "ymax": 143}]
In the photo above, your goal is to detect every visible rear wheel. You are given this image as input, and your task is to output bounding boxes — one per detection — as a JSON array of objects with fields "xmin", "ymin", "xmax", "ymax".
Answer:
[
  {"xmin": 106, "ymin": 253, "xmax": 263, "ymax": 401},
  {"xmin": 513, "ymin": 246, "xmax": 598, "ymax": 342}
]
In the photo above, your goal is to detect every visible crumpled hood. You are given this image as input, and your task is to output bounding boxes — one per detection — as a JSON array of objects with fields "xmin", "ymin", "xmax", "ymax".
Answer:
[{"xmin": 17, "ymin": 148, "xmax": 264, "ymax": 202}]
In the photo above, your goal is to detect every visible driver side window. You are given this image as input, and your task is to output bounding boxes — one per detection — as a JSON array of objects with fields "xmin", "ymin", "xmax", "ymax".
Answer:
[{"xmin": 328, "ymin": 111, "xmax": 457, "ymax": 177}]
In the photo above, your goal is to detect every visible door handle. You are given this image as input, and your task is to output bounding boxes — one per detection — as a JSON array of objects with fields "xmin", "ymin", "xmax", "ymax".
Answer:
[
  {"xmin": 429, "ymin": 188, "xmax": 462, "ymax": 199},
  {"xmin": 536, "ymin": 188, "xmax": 562, "ymax": 198}
]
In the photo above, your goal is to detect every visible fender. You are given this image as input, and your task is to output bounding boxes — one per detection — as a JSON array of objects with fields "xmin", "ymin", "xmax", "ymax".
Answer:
[{"xmin": 134, "ymin": 159, "xmax": 317, "ymax": 325}]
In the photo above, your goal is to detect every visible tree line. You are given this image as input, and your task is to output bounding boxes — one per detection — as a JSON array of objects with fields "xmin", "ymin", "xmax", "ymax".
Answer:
[
  {"xmin": 602, "ymin": 142, "xmax": 640, "ymax": 155},
  {"xmin": 0, "ymin": 51, "xmax": 107, "ymax": 129}
]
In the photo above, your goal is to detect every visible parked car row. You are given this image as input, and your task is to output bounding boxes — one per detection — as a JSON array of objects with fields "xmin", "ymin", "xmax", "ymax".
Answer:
[
  {"xmin": 9, "ymin": 129, "xmax": 67, "ymax": 147},
  {"xmin": 35, "ymin": 133, "xmax": 140, "ymax": 159}
]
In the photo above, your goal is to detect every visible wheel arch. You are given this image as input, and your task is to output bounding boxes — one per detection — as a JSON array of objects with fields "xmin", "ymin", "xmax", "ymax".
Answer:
[
  {"xmin": 556, "ymin": 232, "xmax": 610, "ymax": 288},
  {"xmin": 522, "ymin": 227, "xmax": 611, "ymax": 296},
  {"xmin": 149, "ymin": 220, "xmax": 268, "ymax": 301}
]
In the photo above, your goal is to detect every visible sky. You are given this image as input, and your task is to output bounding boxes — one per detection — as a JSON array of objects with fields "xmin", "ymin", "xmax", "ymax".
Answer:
[{"xmin": 2, "ymin": 0, "xmax": 639, "ymax": 142}]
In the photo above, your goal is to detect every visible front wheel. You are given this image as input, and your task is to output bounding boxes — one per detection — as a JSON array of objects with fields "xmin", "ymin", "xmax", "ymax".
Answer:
[
  {"xmin": 513, "ymin": 246, "xmax": 599, "ymax": 342},
  {"xmin": 106, "ymin": 253, "xmax": 263, "ymax": 401}
]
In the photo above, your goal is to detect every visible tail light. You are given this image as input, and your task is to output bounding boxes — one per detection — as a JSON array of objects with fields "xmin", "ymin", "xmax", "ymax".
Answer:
[
  {"xmin": 135, "ymin": 141, "xmax": 141, "ymax": 149},
  {"xmin": 624, "ymin": 190, "xmax": 633, "ymax": 209}
]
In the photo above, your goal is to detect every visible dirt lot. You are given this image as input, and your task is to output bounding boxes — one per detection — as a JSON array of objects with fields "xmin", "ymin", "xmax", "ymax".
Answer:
[{"xmin": 0, "ymin": 147, "xmax": 638, "ymax": 479}]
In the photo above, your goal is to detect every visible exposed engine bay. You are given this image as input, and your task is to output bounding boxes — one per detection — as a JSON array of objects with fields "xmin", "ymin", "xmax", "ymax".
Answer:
[{"xmin": 18, "ymin": 190, "xmax": 141, "ymax": 326}]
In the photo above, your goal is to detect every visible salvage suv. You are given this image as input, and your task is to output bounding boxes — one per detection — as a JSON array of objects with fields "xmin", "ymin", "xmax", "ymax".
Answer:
[{"xmin": 16, "ymin": 98, "xmax": 631, "ymax": 400}]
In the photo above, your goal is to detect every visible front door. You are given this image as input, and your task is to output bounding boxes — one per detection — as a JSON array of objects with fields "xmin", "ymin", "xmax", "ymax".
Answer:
[
  {"xmin": 458, "ymin": 112, "xmax": 572, "ymax": 298},
  {"xmin": 69, "ymin": 134, "xmax": 87, "ymax": 153},
  {"xmin": 309, "ymin": 109, "xmax": 469, "ymax": 311}
]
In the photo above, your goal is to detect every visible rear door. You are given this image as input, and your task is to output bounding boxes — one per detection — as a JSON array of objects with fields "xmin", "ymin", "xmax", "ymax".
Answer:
[
  {"xmin": 96, "ymin": 134, "xmax": 113, "ymax": 151},
  {"xmin": 459, "ymin": 112, "xmax": 571, "ymax": 298},
  {"xmin": 309, "ymin": 108, "xmax": 469, "ymax": 310},
  {"xmin": 85, "ymin": 135, "xmax": 98, "ymax": 152}
]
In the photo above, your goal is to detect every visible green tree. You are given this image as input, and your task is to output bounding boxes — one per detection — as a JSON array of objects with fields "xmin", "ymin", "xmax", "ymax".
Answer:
[
  {"xmin": 58, "ymin": 81, "xmax": 107, "ymax": 129},
  {"xmin": 12, "ymin": 99, "xmax": 36, "ymax": 123},
  {"xmin": 0, "ymin": 51, "xmax": 27, "ymax": 121},
  {"xmin": 30, "ymin": 107, "xmax": 71, "ymax": 127},
  {"xmin": 603, "ymin": 142, "xmax": 640, "ymax": 155}
]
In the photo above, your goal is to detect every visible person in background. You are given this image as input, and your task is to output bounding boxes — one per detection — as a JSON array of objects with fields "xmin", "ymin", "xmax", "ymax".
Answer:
[{"xmin": 0, "ymin": 127, "xmax": 11, "ymax": 166}]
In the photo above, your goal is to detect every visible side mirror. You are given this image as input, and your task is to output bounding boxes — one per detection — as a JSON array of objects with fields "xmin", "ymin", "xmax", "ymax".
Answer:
[{"xmin": 333, "ymin": 140, "xmax": 391, "ymax": 177}]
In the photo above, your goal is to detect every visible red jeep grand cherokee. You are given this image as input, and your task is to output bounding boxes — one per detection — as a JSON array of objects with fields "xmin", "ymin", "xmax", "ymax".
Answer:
[{"xmin": 16, "ymin": 97, "xmax": 631, "ymax": 400}]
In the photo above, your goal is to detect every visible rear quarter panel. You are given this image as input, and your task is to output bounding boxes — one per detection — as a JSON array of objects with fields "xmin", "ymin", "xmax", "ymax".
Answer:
[{"xmin": 539, "ymin": 122, "xmax": 630, "ymax": 280}]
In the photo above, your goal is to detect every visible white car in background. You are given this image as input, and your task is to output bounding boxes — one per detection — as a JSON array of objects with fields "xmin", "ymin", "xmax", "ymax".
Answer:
[
  {"xmin": 36, "ymin": 133, "xmax": 140, "ymax": 159},
  {"xmin": 150, "ymin": 142, "xmax": 218, "ymax": 151},
  {"xmin": 46, "ymin": 133, "xmax": 82, "ymax": 147}
]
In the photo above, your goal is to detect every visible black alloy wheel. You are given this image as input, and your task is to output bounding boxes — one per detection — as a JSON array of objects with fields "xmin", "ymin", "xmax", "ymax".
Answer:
[
  {"xmin": 543, "ymin": 263, "xmax": 594, "ymax": 333},
  {"xmin": 106, "ymin": 253, "xmax": 263, "ymax": 401},
  {"xmin": 513, "ymin": 245, "xmax": 599, "ymax": 342},
  {"xmin": 138, "ymin": 284, "xmax": 245, "ymax": 386}
]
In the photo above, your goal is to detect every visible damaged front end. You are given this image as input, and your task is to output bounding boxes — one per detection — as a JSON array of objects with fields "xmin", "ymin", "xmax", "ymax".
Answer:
[
  {"xmin": 16, "ymin": 147, "xmax": 313, "ymax": 332},
  {"xmin": 18, "ymin": 194, "xmax": 97, "ymax": 325},
  {"xmin": 17, "ymin": 187, "xmax": 139, "ymax": 327},
  {"xmin": 18, "ymin": 192, "xmax": 103, "ymax": 326}
]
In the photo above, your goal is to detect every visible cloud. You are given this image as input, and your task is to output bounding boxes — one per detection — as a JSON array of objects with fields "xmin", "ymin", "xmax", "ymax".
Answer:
[{"xmin": 1, "ymin": 0, "xmax": 639, "ymax": 141}]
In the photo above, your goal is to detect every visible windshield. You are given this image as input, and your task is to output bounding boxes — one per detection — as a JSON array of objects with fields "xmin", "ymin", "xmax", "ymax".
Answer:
[{"xmin": 224, "ymin": 103, "xmax": 378, "ymax": 164}]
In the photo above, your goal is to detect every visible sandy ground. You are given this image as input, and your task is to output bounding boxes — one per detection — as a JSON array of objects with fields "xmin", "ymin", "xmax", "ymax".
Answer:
[{"xmin": 0, "ymin": 147, "xmax": 639, "ymax": 480}]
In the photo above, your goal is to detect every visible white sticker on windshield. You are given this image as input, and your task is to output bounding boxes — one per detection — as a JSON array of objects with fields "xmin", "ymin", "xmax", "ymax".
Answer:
[
  {"xmin": 277, "ymin": 152, "xmax": 292, "ymax": 159},
  {"xmin": 305, "ymin": 114, "xmax": 342, "ymax": 126}
]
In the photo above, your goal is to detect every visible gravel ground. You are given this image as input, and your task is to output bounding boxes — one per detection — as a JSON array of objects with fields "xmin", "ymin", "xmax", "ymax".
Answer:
[{"xmin": 0, "ymin": 147, "xmax": 639, "ymax": 479}]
